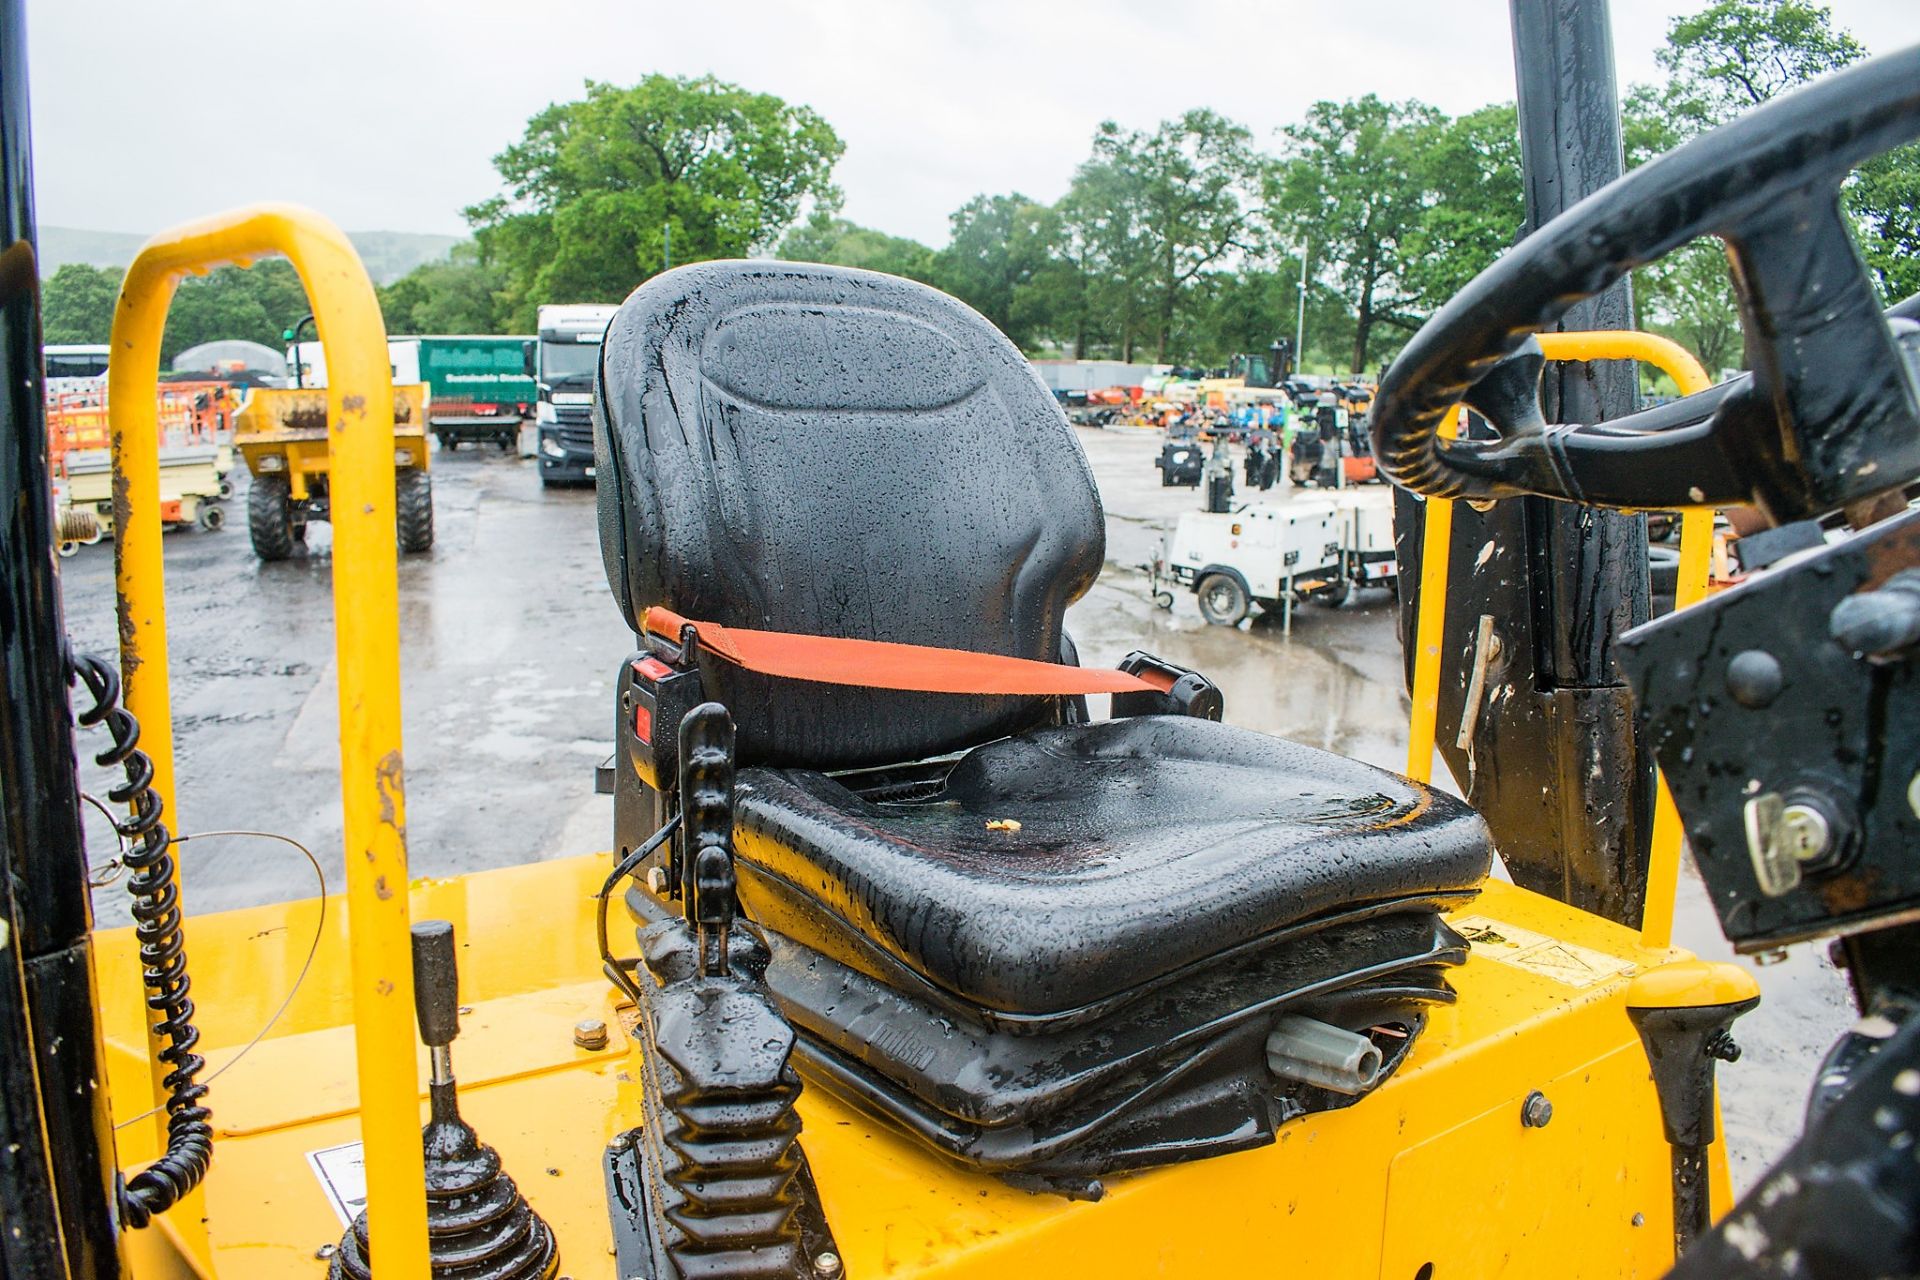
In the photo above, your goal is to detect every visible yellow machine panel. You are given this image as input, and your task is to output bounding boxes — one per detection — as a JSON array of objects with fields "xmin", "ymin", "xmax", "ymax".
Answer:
[{"xmin": 96, "ymin": 859, "xmax": 1722, "ymax": 1280}]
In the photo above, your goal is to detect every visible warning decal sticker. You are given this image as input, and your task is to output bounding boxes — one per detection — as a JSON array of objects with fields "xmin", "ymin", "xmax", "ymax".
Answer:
[
  {"xmin": 1452, "ymin": 915, "xmax": 1636, "ymax": 989},
  {"xmin": 307, "ymin": 1141, "xmax": 368, "ymax": 1228}
]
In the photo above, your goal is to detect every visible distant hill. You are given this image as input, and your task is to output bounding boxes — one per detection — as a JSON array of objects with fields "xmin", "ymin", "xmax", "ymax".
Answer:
[{"xmin": 38, "ymin": 226, "xmax": 462, "ymax": 285}]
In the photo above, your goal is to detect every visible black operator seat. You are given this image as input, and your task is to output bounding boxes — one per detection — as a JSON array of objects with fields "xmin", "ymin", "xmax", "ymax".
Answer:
[{"xmin": 595, "ymin": 261, "xmax": 1492, "ymax": 1181}]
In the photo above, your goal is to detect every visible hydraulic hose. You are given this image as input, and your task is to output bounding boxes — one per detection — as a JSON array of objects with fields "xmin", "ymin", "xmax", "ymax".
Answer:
[{"xmin": 70, "ymin": 649, "xmax": 212, "ymax": 1229}]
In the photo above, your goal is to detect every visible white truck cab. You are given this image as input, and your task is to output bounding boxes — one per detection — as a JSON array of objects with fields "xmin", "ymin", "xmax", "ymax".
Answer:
[{"xmin": 533, "ymin": 303, "xmax": 619, "ymax": 486}]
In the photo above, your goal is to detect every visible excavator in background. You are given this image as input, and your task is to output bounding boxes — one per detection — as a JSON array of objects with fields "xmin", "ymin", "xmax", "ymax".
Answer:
[{"xmin": 3, "ymin": 3, "xmax": 1920, "ymax": 1278}]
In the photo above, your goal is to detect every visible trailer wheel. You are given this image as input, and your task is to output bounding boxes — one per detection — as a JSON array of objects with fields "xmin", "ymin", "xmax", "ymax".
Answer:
[
  {"xmin": 1196, "ymin": 574, "xmax": 1250, "ymax": 627},
  {"xmin": 248, "ymin": 472, "xmax": 295, "ymax": 561},
  {"xmin": 435, "ymin": 430, "xmax": 455, "ymax": 451},
  {"xmin": 397, "ymin": 468, "xmax": 435, "ymax": 554},
  {"xmin": 498, "ymin": 432, "xmax": 515, "ymax": 451},
  {"xmin": 1320, "ymin": 577, "xmax": 1351, "ymax": 607},
  {"xmin": 198, "ymin": 504, "xmax": 225, "ymax": 532}
]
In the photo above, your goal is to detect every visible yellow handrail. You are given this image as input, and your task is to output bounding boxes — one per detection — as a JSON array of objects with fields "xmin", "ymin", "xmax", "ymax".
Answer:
[
  {"xmin": 1405, "ymin": 408, "xmax": 1462, "ymax": 783},
  {"xmin": 1404, "ymin": 330, "xmax": 1714, "ymax": 950},
  {"xmin": 109, "ymin": 205, "xmax": 429, "ymax": 1276}
]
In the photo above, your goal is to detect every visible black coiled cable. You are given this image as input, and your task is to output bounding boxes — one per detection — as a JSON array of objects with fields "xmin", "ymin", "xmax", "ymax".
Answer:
[{"xmin": 70, "ymin": 650, "xmax": 213, "ymax": 1230}]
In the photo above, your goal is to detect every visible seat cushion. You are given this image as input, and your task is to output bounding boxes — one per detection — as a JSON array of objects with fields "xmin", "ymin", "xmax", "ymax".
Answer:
[{"xmin": 733, "ymin": 715, "xmax": 1491, "ymax": 1022}]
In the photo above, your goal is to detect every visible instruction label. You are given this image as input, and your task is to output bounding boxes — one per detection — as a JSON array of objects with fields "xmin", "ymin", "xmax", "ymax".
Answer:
[
  {"xmin": 1452, "ymin": 915, "xmax": 1635, "ymax": 989},
  {"xmin": 306, "ymin": 1141, "xmax": 367, "ymax": 1228}
]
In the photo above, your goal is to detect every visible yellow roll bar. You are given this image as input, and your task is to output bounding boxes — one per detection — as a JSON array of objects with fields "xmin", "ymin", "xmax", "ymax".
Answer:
[
  {"xmin": 109, "ymin": 205, "xmax": 429, "ymax": 1276},
  {"xmin": 1403, "ymin": 331, "xmax": 1714, "ymax": 950}
]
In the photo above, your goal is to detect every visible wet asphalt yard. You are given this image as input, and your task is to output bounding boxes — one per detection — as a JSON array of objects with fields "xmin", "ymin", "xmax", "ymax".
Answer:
[{"xmin": 57, "ymin": 423, "xmax": 1854, "ymax": 1189}]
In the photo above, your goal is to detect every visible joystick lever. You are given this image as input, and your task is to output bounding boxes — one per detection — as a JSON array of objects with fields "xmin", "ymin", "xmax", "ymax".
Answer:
[
  {"xmin": 412, "ymin": 920, "xmax": 460, "ymax": 1089},
  {"xmin": 328, "ymin": 920, "xmax": 561, "ymax": 1280}
]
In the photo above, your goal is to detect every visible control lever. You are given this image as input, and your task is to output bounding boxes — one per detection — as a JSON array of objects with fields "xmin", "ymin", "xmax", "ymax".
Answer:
[
  {"xmin": 328, "ymin": 920, "xmax": 561, "ymax": 1280},
  {"xmin": 412, "ymin": 920, "xmax": 460, "ymax": 1087}
]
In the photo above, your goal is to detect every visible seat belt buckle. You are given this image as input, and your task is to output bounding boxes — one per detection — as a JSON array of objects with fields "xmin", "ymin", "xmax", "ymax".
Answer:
[
  {"xmin": 619, "ymin": 650, "xmax": 706, "ymax": 793},
  {"xmin": 1111, "ymin": 652, "xmax": 1224, "ymax": 721}
]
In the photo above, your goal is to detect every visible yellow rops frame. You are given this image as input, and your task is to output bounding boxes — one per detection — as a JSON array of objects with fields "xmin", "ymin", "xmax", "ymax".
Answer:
[{"xmin": 108, "ymin": 206, "xmax": 431, "ymax": 1276}]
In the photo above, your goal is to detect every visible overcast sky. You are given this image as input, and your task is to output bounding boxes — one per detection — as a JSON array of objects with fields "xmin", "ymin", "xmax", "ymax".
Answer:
[{"xmin": 23, "ymin": 0, "xmax": 1918, "ymax": 249}]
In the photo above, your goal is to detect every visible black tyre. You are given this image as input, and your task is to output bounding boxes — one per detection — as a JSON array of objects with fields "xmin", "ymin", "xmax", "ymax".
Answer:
[
  {"xmin": 1197, "ymin": 573, "xmax": 1250, "ymax": 627},
  {"xmin": 436, "ymin": 430, "xmax": 455, "ymax": 451},
  {"xmin": 397, "ymin": 469, "xmax": 434, "ymax": 554},
  {"xmin": 1153, "ymin": 590, "xmax": 1175, "ymax": 611},
  {"xmin": 248, "ymin": 472, "xmax": 295, "ymax": 561},
  {"xmin": 1320, "ymin": 576, "xmax": 1352, "ymax": 607},
  {"xmin": 498, "ymin": 432, "xmax": 515, "ymax": 451},
  {"xmin": 197, "ymin": 503, "xmax": 225, "ymax": 532}
]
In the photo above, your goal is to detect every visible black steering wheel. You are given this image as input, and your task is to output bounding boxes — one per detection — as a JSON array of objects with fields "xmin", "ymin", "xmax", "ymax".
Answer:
[{"xmin": 1372, "ymin": 46, "xmax": 1920, "ymax": 522}]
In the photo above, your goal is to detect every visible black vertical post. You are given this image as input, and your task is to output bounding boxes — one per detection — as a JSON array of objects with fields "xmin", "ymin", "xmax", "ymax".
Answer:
[
  {"xmin": 0, "ymin": 0, "xmax": 123, "ymax": 1271},
  {"xmin": 1510, "ymin": 0, "xmax": 1650, "ymax": 688},
  {"xmin": 1396, "ymin": 0, "xmax": 1654, "ymax": 926}
]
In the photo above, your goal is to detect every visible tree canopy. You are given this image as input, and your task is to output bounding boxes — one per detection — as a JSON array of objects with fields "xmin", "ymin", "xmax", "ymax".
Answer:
[
  {"xmin": 41, "ymin": 262, "xmax": 119, "ymax": 347},
  {"xmin": 467, "ymin": 75, "xmax": 844, "ymax": 328},
  {"xmin": 39, "ymin": 258, "xmax": 315, "ymax": 365},
  {"xmin": 1626, "ymin": 0, "xmax": 1917, "ymax": 372}
]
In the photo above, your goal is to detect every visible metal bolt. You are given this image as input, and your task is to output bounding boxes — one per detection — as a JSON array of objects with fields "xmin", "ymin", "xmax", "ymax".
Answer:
[
  {"xmin": 608, "ymin": 1132, "xmax": 632, "ymax": 1152},
  {"xmin": 645, "ymin": 866, "xmax": 669, "ymax": 895},
  {"xmin": 1780, "ymin": 804, "xmax": 1831, "ymax": 864},
  {"xmin": 1521, "ymin": 1090, "xmax": 1553, "ymax": 1128},
  {"xmin": 575, "ymin": 1017, "xmax": 610, "ymax": 1051},
  {"xmin": 1725, "ymin": 649, "xmax": 1785, "ymax": 709},
  {"xmin": 812, "ymin": 1251, "xmax": 843, "ymax": 1278},
  {"xmin": 315, "ymin": 1243, "xmax": 338, "ymax": 1260}
]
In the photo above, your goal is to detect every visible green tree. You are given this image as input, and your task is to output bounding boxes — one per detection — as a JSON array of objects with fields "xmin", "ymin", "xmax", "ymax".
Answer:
[
  {"xmin": 379, "ymin": 243, "xmax": 507, "ymax": 335},
  {"xmin": 1851, "ymin": 155, "xmax": 1920, "ymax": 299},
  {"xmin": 41, "ymin": 262, "xmax": 121, "ymax": 345},
  {"xmin": 1276, "ymin": 96, "xmax": 1442, "ymax": 373},
  {"xmin": 468, "ymin": 75, "xmax": 844, "ymax": 328},
  {"xmin": 160, "ymin": 258, "xmax": 311, "ymax": 364},
  {"xmin": 777, "ymin": 215, "xmax": 936, "ymax": 281},
  {"xmin": 1398, "ymin": 104, "xmax": 1525, "ymax": 313},
  {"xmin": 931, "ymin": 193, "xmax": 1053, "ymax": 348},
  {"xmin": 1627, "ymin": 0, "xmax": 1917, "ymax": 364},
  {"xmin": 1184, "ymin": 265, "xmax": 1299, "ymax": 369},
  {"xmin": 1083, "ymin": 111, "xmax": 1266, "ymax": 362},
  {"xmin": 1653, "ymin": 0, "xmax": 1864, "ymax": 133},
  {"xmin": 1042, "ymin": 159, "xmax": 1155, "ymax": 361}
]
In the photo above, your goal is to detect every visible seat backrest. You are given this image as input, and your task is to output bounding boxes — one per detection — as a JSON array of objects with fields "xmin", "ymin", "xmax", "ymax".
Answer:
[{"xmin": 595, "ymin": 261, "xmax": 1104, "ymax": 769}]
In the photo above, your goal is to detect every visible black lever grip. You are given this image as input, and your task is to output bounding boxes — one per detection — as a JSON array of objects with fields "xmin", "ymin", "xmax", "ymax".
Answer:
[{"xmin": 410, "ymin": 919, "xmax": 460, "ymax": 1048}]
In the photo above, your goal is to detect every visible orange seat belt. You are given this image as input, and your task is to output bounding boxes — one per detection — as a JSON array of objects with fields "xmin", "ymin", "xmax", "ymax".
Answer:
[{"xmin": 643, "ymin": 606, "xmax": 1167, "ymax": 696}]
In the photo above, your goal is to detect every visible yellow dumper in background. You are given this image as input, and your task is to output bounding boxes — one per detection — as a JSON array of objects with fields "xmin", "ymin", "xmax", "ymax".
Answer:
[{"xmin": 234, "ymin": 383, "xmax": 434, "ymax": 560}]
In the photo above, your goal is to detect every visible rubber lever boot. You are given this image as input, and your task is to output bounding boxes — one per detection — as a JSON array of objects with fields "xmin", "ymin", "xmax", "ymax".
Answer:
[
  {"xmin": 1625, "ymin": 961, "xmax": 1761, "ymax": 1264},
  {"xmin": 329, "ymin": 920, "xmax": 561, "ymax": 1280}
]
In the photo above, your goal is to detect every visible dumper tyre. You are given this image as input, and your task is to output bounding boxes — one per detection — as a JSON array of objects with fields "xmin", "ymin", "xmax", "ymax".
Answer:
[
  {"xmin": 1197, "ymin": 573, "xmax": 1250, "ymax": 627},
  {"xmin": 248, "ymin": 472, "xmax": 295, "ymax": 561},
  {"xmin": 397, "ymin": 469, "xmax": 434, "ymax": 554}
]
